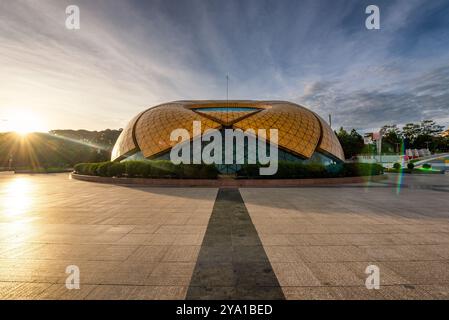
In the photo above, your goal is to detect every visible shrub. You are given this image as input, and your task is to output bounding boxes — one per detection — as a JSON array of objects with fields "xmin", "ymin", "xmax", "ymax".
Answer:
[
  {"xmin": 180, "ymin": 164, "xmax": 196, "ymax": 178},
  {"xmin": 140, "ymin": 163, "xmax": 152, "ymax": 178},
  {"xmin": 238, "ymin": 164, "xmax": 260, "ymax": 178},
  {"xmin": 306, "ymin": 163, "xmax": 327, "ymax": 178},
  {"xmin": 74, "ymin": 163, "xmax": 87, "ymax": 174},
  {"xmin": 125, "ymin": 161, "xmax": 148, "ymax": 178},
  {"xmin": 73, "ymin": 162, "xmax": 100, "ymax": 175},
  {"xmin": 326, "ymin": 163, "xmax": 345, "ymax": 177},
  {"xmin": 407, "ymin": 162, "xmax": 415, "ymax": 170},
  {"xmin": 108, "ymin": 162, "xmax": 125, "ymax": 177},
  {"xmin": 150, "ymin": 162, "xmax": 219, "ymax": 179},
  {"xmin": 88, "ymin": 163, "xmax": 100, "ymax": 175},
  {"xmin": 149, "ymin": 160, "xmax": 177, "ymax": 178},
  {"xmin": 176, "ymin": 164, "xmax": 218, "ymax": 179},
  {"xmin": 73, "ymin": 160, "xmax": 219, "ymax": 179},
  {"xmin": 422, "ymin": 163, "xmax": 432, "ymax": 169},
  {"xmin": 198, "ymin": 164, "xmax": 219, "ymax": 179},
  {"xmin": 96, "ymin": 162, "xmax": 113, "ymax": 177},
  {"xmin": 393, "ymin": 162, "xmax": 401, "ymax": 170},
  {"xmin": 237, "ymin": 162, "xmax": 383, "ymax": 179},
  {"xmin": 342, "ymin": 163, "xmax": 383, "ymax": 177},
  {"xmin": 75, "ymin": 160, "xmax": 389, "ymax": 180}
]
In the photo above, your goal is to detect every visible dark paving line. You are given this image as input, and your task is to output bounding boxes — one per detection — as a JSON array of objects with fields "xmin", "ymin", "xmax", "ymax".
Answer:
[{"xmin": 186, "ymin": 188, "xmax": 285, "ymax": 300}]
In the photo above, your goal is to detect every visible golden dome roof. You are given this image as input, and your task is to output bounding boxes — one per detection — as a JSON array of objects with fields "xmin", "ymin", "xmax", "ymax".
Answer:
[{"xmin": 111, "ymin": 100, "xmax": 345, "ymax": 162}]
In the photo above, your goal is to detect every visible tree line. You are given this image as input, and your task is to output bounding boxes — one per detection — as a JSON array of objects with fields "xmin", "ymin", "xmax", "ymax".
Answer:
[
  {"xmin": 0, "ymin": 129, "xmax": 122, "ymax": 169},
  {"xmin": 336, "ymin": 120, "xmax": 448, "ymax": 159},
  {"xmin": 1, "ymin": 121, "xmax": 447, "ymax": 168}
]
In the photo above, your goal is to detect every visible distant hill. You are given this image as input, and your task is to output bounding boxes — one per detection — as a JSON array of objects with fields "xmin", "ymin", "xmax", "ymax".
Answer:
[{"xmin": 0, "ymin": 129, "xmax": 122, "ymax": 169}]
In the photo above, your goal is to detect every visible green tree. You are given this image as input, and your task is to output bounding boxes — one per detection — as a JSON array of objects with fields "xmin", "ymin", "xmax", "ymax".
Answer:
[
  {"xmin": 0, "ymin": 129, "xmax": 122, "ymax": 169},
  {"xmin": 433, "ymin": 136, "xmax": 449, "ymax": 152},
  {"xmin": 402, "ymin": 123, "xmax": 421, "ymax": 143},
  {"xmin": 420, "ymin": 120, "xmax": 444, "ymax": 136},
  {"xmin": 401, "ymin": 120, "xmax": 444, "ymax": 150},
  {"xmin": 336, "ymin": 127, "xmax": 365, "ymax": 159},
  {"xmin": 381, "ymin": 124, "xmax": 402, "ymax": 153}
]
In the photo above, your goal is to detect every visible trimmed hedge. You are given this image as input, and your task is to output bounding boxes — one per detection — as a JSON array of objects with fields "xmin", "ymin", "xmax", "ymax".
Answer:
[
  {"xmin": 340, "ymin": 163, "xmax": 384, "ymax": 177},
  {"xmin": 97, "ymin": 161, "xmax": 113, "ymax": 177},
  {"xmin": 74, "ymin": 160, "xmax": 219, "ymax": 179},
  {"xmin": 236, "ymin": 162, "xmax": 383, "ymax": 179},
  {"xmin": 73, "ymin": 163, "xmax": 100, "ymax": 176},
  {"xmin": 385, "ymin": 167, "xmax": 443, "ymax": 174},
  {"xmin": 108, "ymin": 162, "xmax": 126, "ymax": 177},
  {"xmin": 74, "ymin": 161, "xmax": 383, "ymax": 179}
]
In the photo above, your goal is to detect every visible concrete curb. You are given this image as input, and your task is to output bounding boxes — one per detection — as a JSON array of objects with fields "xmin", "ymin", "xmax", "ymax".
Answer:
[{"xmin": 71, "ymin": 173, "xmax": 388, "ymax": 187}]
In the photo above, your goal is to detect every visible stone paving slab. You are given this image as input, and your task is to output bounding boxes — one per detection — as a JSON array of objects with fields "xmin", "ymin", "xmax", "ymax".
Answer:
[
  {"xmin": 0, "ymin": 174, "xmax": 217, "ymax": 300},
  {"xmin": 240, "ymin": 174, "xmax": 449, "ymax": 299},
  {"xmin": 1, "ymin": 173, "xmax": 449, "ymax": 299}
]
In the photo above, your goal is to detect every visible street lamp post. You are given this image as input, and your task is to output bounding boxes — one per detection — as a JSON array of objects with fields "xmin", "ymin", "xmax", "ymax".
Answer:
[
  {"xmin": 226, "ymin": 74, "xmax": 229, "ymax": 109},
  {"xmin": 8, "ymin": 154, "xmax": 13, "ymax": 171}
]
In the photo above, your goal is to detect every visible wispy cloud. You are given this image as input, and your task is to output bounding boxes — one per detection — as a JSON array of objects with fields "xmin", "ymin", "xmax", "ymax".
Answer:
[{"xmin": 0, "ymin": 0, "xmax": 448, "ymax": 131}]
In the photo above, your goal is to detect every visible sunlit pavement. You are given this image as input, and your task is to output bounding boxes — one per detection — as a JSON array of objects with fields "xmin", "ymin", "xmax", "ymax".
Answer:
[{"xmin": 0, "ymin": 173, "xmax": 449, "ymax": 299}]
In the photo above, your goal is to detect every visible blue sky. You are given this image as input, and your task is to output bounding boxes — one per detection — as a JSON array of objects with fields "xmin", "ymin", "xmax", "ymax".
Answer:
[{"xmin": 1, "ymin": 0, "xmax": 448, "ymax": 132}]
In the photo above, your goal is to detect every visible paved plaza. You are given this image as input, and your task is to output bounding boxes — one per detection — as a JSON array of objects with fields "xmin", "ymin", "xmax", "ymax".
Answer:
[{"xmin": 0, "ymin": 173, "xmax": 449, "ymax": 299}]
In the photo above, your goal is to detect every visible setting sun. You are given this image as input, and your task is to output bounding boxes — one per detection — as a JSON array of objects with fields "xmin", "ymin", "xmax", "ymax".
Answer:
[{"xmin": 5, "ymin": 110, "xmax": 47, "ymax": 136}]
